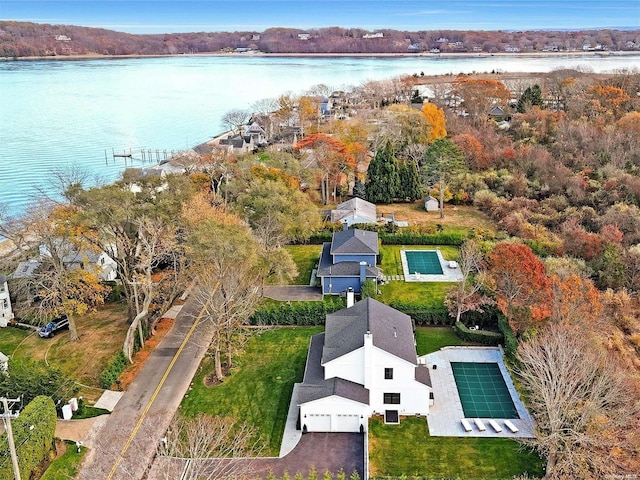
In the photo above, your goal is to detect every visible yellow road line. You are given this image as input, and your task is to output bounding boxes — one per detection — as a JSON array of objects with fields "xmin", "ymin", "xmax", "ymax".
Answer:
[{"xmin": 106, "ymin": 283, "xmax": 218, "ymax": 480}]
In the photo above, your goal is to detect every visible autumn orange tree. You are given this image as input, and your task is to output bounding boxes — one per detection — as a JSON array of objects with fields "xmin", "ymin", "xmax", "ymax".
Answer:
[
  {"xmin": 294, "ymin": 133, "xmax": 355, "ymax": 204},
  {"xmin": 421, "ymin": 102, "xmax": 447, "ymax": 142},
  {"xmin": 549, "ymin": 274, "xmax": 602, "ymax": 326},
  {"xmin": 453, "ymin": 76, "xmax": 511, "ymax": 124},
  {"xmin": 487, "ymin": 242, "xmax": 551, "ymax": 334}
]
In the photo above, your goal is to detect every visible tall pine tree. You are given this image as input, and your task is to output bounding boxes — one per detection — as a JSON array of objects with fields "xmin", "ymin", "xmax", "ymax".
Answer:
[
  {"xmin": 421, "ymin": 138, "xmax": 466, "ymax": 218},
  {"xmin": 398, "ymin": 159, "xmax": 423, "ymax": 202},
  {"xmin": 517, "ymin": 84, "xmax": 544, "ymax": 113},
  {"xmin": 365, "ymin": 142, "xmax": 400, "ymax": 204}
]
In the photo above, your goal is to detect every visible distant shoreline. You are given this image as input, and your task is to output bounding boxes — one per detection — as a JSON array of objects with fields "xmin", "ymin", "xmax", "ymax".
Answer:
[{"xmin": 3, "ymin": 50, "xmax": 638, "ymax": 62}]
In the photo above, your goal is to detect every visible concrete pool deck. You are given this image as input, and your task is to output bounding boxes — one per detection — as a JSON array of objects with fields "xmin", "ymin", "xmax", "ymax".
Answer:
[
  {"xmin": 400, "ymin": 249, "xmax": 463, "ymax": 282},
  {"xmin": 420, "ymin": 346, "xmax": 535, "ymax": 438}
]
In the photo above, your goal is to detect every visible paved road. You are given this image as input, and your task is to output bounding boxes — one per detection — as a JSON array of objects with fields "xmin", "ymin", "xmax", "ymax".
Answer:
[{"xmin": 78, "ymin": 297, "xmax": 212, "ymax": 480}]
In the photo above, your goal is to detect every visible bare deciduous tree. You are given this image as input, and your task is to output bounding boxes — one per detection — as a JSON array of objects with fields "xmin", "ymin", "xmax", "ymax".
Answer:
[
  {"xmin": 155, "ymin": 414, "xmax": 262, "ymax": 480},
  {"xmin": 516, "ymin": 324, "xmax": 640, "ymax": 478}
]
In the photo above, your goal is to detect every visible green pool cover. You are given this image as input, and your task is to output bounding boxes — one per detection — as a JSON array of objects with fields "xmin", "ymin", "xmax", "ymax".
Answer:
[
  {"xmin": 451, "ymin": 362, "xmax": 519, "ymax": 418},
  {"xmin": 405, "ymin": 250, "xmax": 443, "ymax": 275}
]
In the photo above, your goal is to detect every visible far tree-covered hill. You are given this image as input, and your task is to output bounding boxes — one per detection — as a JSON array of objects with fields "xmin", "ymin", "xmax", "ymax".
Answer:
[{"xmin": 1, "ymin": 21, "xmax": 639, "ymax": 57}]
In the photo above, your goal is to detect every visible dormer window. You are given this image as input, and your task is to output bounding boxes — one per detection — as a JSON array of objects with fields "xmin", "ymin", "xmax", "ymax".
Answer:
[{"xmin": 384, "ymin": 368, "xmax": 393, "ymax": 380}]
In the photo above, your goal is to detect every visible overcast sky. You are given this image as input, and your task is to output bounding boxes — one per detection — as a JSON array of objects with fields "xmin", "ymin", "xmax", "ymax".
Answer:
[{"xmin": 2, "ymin": 0, "xmax": 639, "ymax": 34}]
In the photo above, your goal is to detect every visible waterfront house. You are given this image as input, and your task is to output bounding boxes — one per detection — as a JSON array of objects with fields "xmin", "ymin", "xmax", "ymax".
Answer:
[
  {"xmin": 316, "ymin": 226, "xmax": 381, "ymax": 295},
  {"xmin": 297, "ymin": 296, "xmax": 432, "ymax": 432},
  {"xmin": 39, "ymin": 240, "xmax": 118, "ymax": 281}
]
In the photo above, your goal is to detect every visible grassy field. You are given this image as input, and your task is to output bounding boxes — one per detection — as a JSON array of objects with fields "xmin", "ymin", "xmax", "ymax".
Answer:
[
  {"xmin": 368, "ymin": 416, "xmax": 545, "ymax": 479},
  {"xmin": 415, "ymin": 326, "xmax": 473, "ymax": 355},
  {"xmin": 283, "ymin": 245, "xmax": 322, "ymax": 285},
  {"xmin": 381, "ymin": 202, "xmax": 497, "ymax": 233},
  {"xmin": 180, "ymin": 327, "xmax": 322, "ymax": 456},
  {"xmin": 378, "ymin": 280, "xmax": 454, "ymax": 306},
  {"xmin": 41, "ymin": 441, "xmax": 87, "ymax": 480},
  {"xmin": 0, "ymin": 303, "xmax": 129, "ymax": 400}
]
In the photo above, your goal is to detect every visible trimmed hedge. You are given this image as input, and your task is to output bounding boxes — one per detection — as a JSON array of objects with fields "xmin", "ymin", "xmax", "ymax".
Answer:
[
  {"xmin": 388, "ymin": 302, "xmax": 451, "ymax": 325},
  {"xmin": 302, "ymin": 230, "xmax": 465, "ymax": 246},
  {"xmin": 498, "ymin": 315, "xmax": 518, "ymax": 358},
  {"xmin": 455, "ymin": 321, "xmax": 504, "ymax": 345},
  {"xmin": 0, "ymin": 395, "xmax": 57, "ymax": 480},
  {"xmin": 249, "ymin": 298, "xmax": 346, "ymax": 326},
  {"xmin": 379, "ymin": 232, "xmax": 465, "ymax": 245},
  {"xmin": 99, "ymin": 351, "xmax": 129, "ymax": 389}
]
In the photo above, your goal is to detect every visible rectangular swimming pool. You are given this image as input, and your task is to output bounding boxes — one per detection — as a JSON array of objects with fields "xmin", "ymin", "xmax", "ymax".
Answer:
[
  {"xmin": 451, "ymin": 362, "xmax": 519, "ymax": 419},
  {"xmin": 404, "ymin": 250, "xmax": 444, "ymax": 275}
]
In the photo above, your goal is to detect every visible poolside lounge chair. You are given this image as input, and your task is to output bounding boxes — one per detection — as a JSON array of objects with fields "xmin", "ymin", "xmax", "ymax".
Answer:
[
  {"xmin": 504, "ymin": 420, "xmax": 519, "ymax": 433},
  {"xmin": 488, "ymin": 419, "xmax": 503, "ymax": 432},
  {"xmin": 474, "ymin": 418, "xmax": 486, "ymax": 431},
  {"xmin": 461, "ymin": 418, "xmax": 473, "ymax": 432}
]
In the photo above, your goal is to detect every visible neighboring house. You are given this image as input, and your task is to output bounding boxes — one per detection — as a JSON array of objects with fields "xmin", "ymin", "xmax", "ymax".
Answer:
[
  {"xmin": 0, "ymin": 274, "xmax": 14, "ymax": 327},
  {"xmin": 218, "ymin": 120, "xmax": 269, "ymax": 153},
  {"xmin": 0, "ymin": 352, "xmax": 8, "ymax": 372},
  {"xmin": 488, "ymin": 106, "xmax": 510, "ymax": 121},
  {"xmin": 330, "ymin": 198, "xmax": 377, "ymax": 226},
  {"xmin": 424, "ymin": 196, "xmax": 439, "ymax": 212},
  {"xmin": 39, "ymin": 241, "xmax": 118, "ymax": 281},
  {"xmin": 298, "ymin": 296, "xmax": 432, "ymax": 432},
  {"xmin": 243, "ymin": 121, "xmax": 268, "ymax": 146},
  {"xmin": 12, "ymin": 259, "xmax": 42, "ymax": 280},
  {"xmin": 316, "ymin": 227, "xmax": 381, "ymax": 295}
]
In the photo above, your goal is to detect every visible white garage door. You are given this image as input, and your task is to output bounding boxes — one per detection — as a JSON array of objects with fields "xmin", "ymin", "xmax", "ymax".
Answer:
[
  {"xmin": 304, "ymin": 414, "xmax": 331, "ymax": 432},
  {"xmin": 333, "ymin": 414, "xmax": 361, "ymax": 432}
]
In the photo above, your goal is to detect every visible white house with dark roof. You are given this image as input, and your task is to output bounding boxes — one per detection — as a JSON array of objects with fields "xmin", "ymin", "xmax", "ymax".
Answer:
[
  {"xmin": 39, "ymin": 241, "xmax": 118, "ymax": 281},
  {"xmin": 298, "ymin": 297, "xmax": 432, "ymax": 432},
  {"xmin": 0, "ymin": 274, "xmax": 14, "ymax": 327},
  {"xmin": 330, "ymin": 198, "xmax": 377, "ymax": 227},
  {"xmin": 316, "ymin": 227, "xmax": 381, "ymax": 295}
]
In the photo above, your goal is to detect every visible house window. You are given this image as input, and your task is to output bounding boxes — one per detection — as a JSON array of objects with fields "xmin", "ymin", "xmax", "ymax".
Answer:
[
  {"xmin": 384, "ymin": 368, "xmax": 393, "ymax": 380},
  {"xmin": 383, "ymin": 393, "xmax": 400, "ymax": 404}
]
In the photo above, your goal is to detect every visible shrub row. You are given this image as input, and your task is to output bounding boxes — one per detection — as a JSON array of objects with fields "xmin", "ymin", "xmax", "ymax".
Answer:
[
  {"xmin": 498, "ymin": 315, "xmax": 518, "ymax": 359},
  {"xmin": 387, "ymin": 302, "xmax": 451, "ymax": 326},
  {"xmin": 99, "ymin": 351, "xmax": 129, "ymax": 389},
  {"xmin": 379, "ymin": 232, "xmax": 465, "ymax": 245},
  {"xmin": 249, "ymin": 299, "xmax": 346, "ymax": 326},
  {"xmin": 302, "ymin": 230, "xmax": 466, "ymax": 246},
  {"xmin": 0, "ymin": 395, "xmax": 57, "ymax": 480},
  {"xmin": 455, "ymin": 321, "xmax": 504, "ymax": 345}
]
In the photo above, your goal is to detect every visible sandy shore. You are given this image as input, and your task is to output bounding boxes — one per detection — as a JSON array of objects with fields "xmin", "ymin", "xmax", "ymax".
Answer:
[{"xmin": 3, "ymin": 50, "xmax": 638, "ymax": 62}]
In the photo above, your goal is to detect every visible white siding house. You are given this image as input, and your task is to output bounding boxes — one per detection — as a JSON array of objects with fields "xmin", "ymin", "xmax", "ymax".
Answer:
[
  {"xmin": 0, "ymin": 275, "xmax": 14, "ymax": 327},
  {"xmin": 298, "ymin": 298, "xmax": 432, "ymax": 432}
]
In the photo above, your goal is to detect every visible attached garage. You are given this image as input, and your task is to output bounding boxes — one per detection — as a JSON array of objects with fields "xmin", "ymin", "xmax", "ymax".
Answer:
[
  {"xmin": 333, "ymin": 414, "xmax": 361, "ymax": 432},
  {"xmin": 304, "ymin": 413, "xmax": 331, "ymax": 432}
]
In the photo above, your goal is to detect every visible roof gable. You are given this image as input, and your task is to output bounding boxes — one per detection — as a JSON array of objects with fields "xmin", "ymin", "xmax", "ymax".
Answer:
[
  {"xmin": 330, "ymin": 229, "xmax": 378, "ymax": 256},
  {"xmin": 323, "ymin": 298, "xmax": 417, "ymax": 365}
]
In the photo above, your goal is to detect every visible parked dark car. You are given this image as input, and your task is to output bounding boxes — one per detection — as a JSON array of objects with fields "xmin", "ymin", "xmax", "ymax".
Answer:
[{"xmin": 39, "ymin": 316, "xmax": 69, "ymax": 338}]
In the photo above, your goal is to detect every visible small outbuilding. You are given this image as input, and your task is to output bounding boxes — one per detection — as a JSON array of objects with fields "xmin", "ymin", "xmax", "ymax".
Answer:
[{"xmin": 424, "ymin": 196, "xmax": 439, "ymax": 212}]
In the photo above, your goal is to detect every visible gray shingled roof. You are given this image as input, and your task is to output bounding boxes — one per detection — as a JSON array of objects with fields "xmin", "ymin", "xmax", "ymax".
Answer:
[
  {"xmin": 0, "ymin": 274, "xmax": 6, "ymax": 284},
  {"xmin": 298, "ymin": 333, "xmax": 370, "ymax": 405},
  {"xmin": 331, "ymin": 198, "xmax": 377, "ymax": 224},
  {"xmin": 322, "ymin": 298, "xmax": 418, "ymax": 366},
  {"xmin": 12, "ymin": 260, "xmax": 42, "ymax": 279},
  {"xmin": 330, "ymin": 229, "xmax": 378, "ymax": 255},
  {"xmin": 415, "ymin": 364, "xmax": 432, "ymax": 387},
  {"xmin": 316, "ymin": 243, "xmax": 380, "ymax": 277},
  {"xmin": 322, "ymin": 298, "xmax": 417, "ymax": 365}
]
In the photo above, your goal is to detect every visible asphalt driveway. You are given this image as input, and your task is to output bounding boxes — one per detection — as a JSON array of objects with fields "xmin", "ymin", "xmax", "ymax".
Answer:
[
  {"xmin": 147, "ymin": 432, "xmax": 364, "ymax": 479},
  {"xmin": 263, "ymin": 286, "xmax": 323, "ymax": 301}
]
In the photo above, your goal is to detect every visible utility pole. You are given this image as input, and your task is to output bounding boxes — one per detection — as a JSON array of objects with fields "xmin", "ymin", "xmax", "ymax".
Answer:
[{"xmin": 1, "ymin": 397, "xmax": 22, "ymax": 480}]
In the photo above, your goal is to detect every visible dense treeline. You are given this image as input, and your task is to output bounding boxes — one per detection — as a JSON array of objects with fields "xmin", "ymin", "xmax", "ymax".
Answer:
[{"xmin": 1, "ymin": 21, "xmax": 639, "ymax": 57}]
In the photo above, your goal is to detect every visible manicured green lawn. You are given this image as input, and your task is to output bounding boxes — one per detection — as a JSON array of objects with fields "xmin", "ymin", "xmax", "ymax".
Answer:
[
  {"xmin": 0, "ymin": 327, "xmax": 32, "ymax": 355},
  {"xmin": 181, "ymin": 327, "xmax": 322, "ymax": 456},
  {"xmin": 378, "ymin": 280, "xmax": 454, "ymax": 307},
  {"xmin": 368, "ymin": 417, "xmax": 545, "ymax": 479},
  {"xmin": 41, "ymin": 441, "xmax": 87, "ymax": 480},
  {"xmin": 379, "ymin": 245, "xmax": 460, "ymax": 277},
  {"xmin": 283, "ymin": 245, "xmax": 322, "ymax": 285},
  {"xmin": 414, "ymin": 326, "xmax": 472, "ymax": 356}
]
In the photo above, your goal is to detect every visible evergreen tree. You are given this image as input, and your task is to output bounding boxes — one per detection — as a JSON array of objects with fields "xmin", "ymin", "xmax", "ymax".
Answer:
[
  {"xmin": 398, "ymin": 159, "xmax": 423, "ymax": 202},
  {"xmin": 365, "ymin": 142, "xmax": 400, "ymax": 204},
  {"xmin": 421, "ymin": 138, "xmax": 466, "ymax": 218},
  {"xmin": 352, "ymin": 178, "xmax": 366, "ymax": 199},
  {"xmin": 517, "ymin": 84, "xmax": 544, "ymax": 113}
]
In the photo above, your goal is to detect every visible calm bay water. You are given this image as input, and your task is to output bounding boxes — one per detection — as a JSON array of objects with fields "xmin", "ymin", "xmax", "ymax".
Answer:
[{"xmin": 1, "ymin": 54, "xmax": 639, "ymax": 217}]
